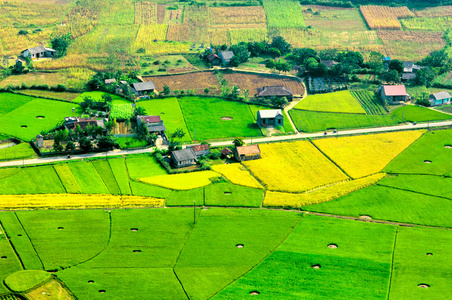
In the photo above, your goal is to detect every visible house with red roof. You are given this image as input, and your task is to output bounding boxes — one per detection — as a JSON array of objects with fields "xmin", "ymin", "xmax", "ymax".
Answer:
[
  {"xmin": 234, "ymin": 145, "xmax": 261, "ymax": 162},
  {"xmin": 378, "ymin": 85, "xmax": 409, "ymax": 104},
  {"xmin": 137, "ymin": 115, "xmax": 166, "ymax": 135}
]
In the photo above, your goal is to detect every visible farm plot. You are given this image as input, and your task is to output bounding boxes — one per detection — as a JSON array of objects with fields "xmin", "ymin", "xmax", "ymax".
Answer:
[
  {"xmin": 131, "ymin": 24, "xmax": 169, "ymax": 53},
  {"xmin": 378, "ymin": 175, "xmax": 452, "ymax": 200},
  {"xmin": 209, "ymin": 6, "xmax": 266, "ymax": 28},
  {"xmin": 294, "ymin": 90, "xmax": 366, "ymax": 114},
  {"xmin": 243, "ymin": 140, "xmax": 349, "ymax": 192},
  {"xmin": 351, "ymin": 90, "xmax": 387, "ymax": 115},
  {"xmin": 389, "ymin": 226, "xmax": 452, "ymax": 300},
  {"xmin": 0, "ymin": 166, "xmax": 65, "ymax": 194},
  {"xmin": 204, "ymin": 182, "xmax": 263, "ymax": 207},
  {"xmin": 262, "ymin": 0, "xmax": 305, "ymax": 28},
  {"xmin": 414, "ymin": 5, "xmax": 452, "ymax": 17},
  {"xmin": 134, "ymin": 1, "xmax": 157, "ymax": 24},
  {"xmin": 67, "ymin": 161, "xmax": 110, "ymax": 194},
  {"xmin": 130, "ymin": 181, "xmax": 172, "ymax": 199},
  {"xmin": 212, "ymin": 164, "xmax": 263, "ymax": 189},
  {"xmin": 0, "ymin": 143, "xmax": 36, "ymax": 161},
  {"xmin": 137, "ymin": 97, "xmax": 192, "ymax": 142},
  {"xmin": 54, "ymin": 164, "xmax": 82, "ymax": 194},
  {"xmin": 165, "ymin": 187, "xmax": 204, "ymax": 206},
  {"xmin": 175, "ymin": 208, "xmax": 301, "ymax": 300},
  {"xmin": 289, "ymin": 109, "xmax": 399, "ymax": 133},
  {"xmin": 401, "ymin": 16, "xmax": 452, "ymax": 31},
  {"xmin": 223, "ymin": 72, "xmax": 305, "ymax": 96},
  {"xmin": 384, "ymin": 129, "xmax": 452, "ymax": 176},
  {"xmin": 142, "ymin": 72, "xmax": 221, "ymax": 95},
  {"xmin": 391, "ymin": 105, "xmax": 452, "ymax": 123},
  {"xmin": 125, "ymin": 154, "xmax": 167, "ymax": 179},
  {"xmin": 13, "ymin": 209, "xmax": 110, "ymax": 270},
  {"xmin": 166, "ymin": 5, "xmax": 209, "ymax": 42},
  {"xmin": 0, "ymin": 235, "xmax": 23, "ymax": 295},
  {"xmin": 215, "ymin": 215, "xmax": 395, "ymax": 300},
  {"xmin": 0, "ymin": 1, "xmax": 68, "ymax": 27},
  {"xmin": 432, "ymin": 71, "xmax": 452, "ymax": 87},
  {"xmin": 303, "ymin": 6, "xmax": 366, "ymax": 31},
  {"xmin": 109, "ymin": 103, "xmax": 134, "ymax": 120},
  {"xmin": 4, "ymin": 270, "xmax": 51, "ymax": 294},
  {"xmin": 377, "ymin": 30, "xmax": 446, "ymax": 61},
  {"xmin": 178, "ymin": 96, "xmax": 262, "ymax": 140},
  {"xmin": 360, "ymin": 5, "xmax": 414, "ymax": 30},
  {"xmin": 303, "ymin": 185, "xmax": 452, "ymax": 227},
  {"xmin": 0, "ymin": 26, "xmax": 53, "ymax": 57},
  {"xmin": 0, "ymin": 98, "xmax": 82, "ymax": 141},
  {"xmin": 312, "ymin": 130, "xmax": 425, "ymax": 179},
  {"xmin": 73, "ymin": 91, "xmax": 127, "ymax": 103},
  {"xmin": 138, "ymin": 171, "xmax": 221, "ymax": 190},
  {"xmin": 92, "ymin": 160, "xmax": 121, "ymax": 195},
  {"xmin": 228, "ymin": 28, "xmax": 269, "ymax": 45},
  {"xmin": 98, "ymin": 0, "xmax": 134, "ymax": 26},
  {"xmin": 0, "ymin": 93, "xmax": 34, "ymax": 116},
  {"xmin": 18, "ymin": 90, "xmax": 81, "ymax": 101},
  {"xmin": 108, "ymin": 158, "xmax": 132, "ymax": 195}
]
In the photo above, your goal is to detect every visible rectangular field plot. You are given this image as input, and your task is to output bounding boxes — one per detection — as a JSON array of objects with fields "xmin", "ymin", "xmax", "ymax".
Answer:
[
  {"xmin": 351, "ymin": 90, "xmax": 387, "ymax": 115},
  {"xmin": 400, "ymin": 16, "xmax": 452, "ymax": 31},
  {"xmin": 294, "ymin": 90, "xmax": 366, "ymax": 114},
  {"xmin": 178, "ymin": 96, "xmax": 262, "ymax": 141},
  {"xmin": 263, "ymin": 0, "xmax": 305, "ymax": 28},
  {"xmin": 302, "ymin": 185, "xmax": 452, "ymax": 228},
  {"xmin": 0, "ymin": 98, "xmax": 82, "ymax": 141},
  {"xmin": 0, "ymin": 236, "xmax": 23, "ymax": 294},
  {"xmin": 125, "ymin": 154, "xmax": 167, "ymax": 180},
  {"xmin": 0, "ymin": 93, "xmax": 34, "ymax": 116},
  {"xmin": 108, "ymin": 158, "xmax": 131, "ymax": 195},
  {"xmin": 0, "ymin": 166, "xmax": 65, "ymax": 194},
  {"xmin": 19, "ymin": 90, "xmax": 81, "ymax": 101},
  {"xmin": 209, "ymin": 6, "xmax": 267, "ymax": 27},
  {"xmin": 0, "ymin": 143, "xmax": 36, "ymax": 161},
  {"xmin": 165, "ymin": 188, "xmax": 204, "ymax": 206},
  {"xmin": 15, "ymin": 210, "xmax": 110, "ymax": 270},
  {"xmin": 243, "ymin": 141, "xmax": 349, "ymax": 192},
  {"xmin": 204, "ymin": 182, "xmax": 263, "ymax": 207},
  {"xmin": 136, "ymin": 97, "xmax": 192, "ymax": 142},
  {"xmin": 360, "ymin": 5, "xmax": 414, "ymax": 30},
  {"xmin": 391, "ymin": 105, "xmax": 452, "ymax": 122},
  {"xmin": 130, "ymin": 181, "xmax": 172, "ymax": 199},
  {"xmin": 54, "ymin": 164, "xmax": 82, "ymax": 194},
  {"xmin": 214, "ymin": 215, "xmax": 395, "ymax": 299},
  {"xmin": 378, "ymin": 175, "xmax": 452, "ymax": 199},
  {"xmin": 389, "ymin": 226, "xmax": 452, "ymax": 300},
  {"xmin": 67, "ymin": 162, "xmax": 110, "ymax": 194},
  {"xmin": 175, "ymin": 208, "xmax": 301, "ymax": 300},
  {"xmin": 92, "ymin": 160, "xmax": 121, "ymax": 195},
  {"xmin": 223, "ymin": 72, "xmax": 305, "ymax": 96},
  {"xmin": 304, "ymin": 7, "xmax": 366, "ymax": 31},
  {"xmin": 384, "ymin": 129, "xmax": 452, "ymax": 176},
  {"xmin": 142, "ymin": 72, "xmax": 221, "ymax": 95}
]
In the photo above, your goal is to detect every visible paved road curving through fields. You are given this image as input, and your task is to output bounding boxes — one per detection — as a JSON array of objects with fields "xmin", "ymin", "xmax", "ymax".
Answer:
[{"xmin": 0, "ymin": 120, "xmax": 451, "ymax": 168}]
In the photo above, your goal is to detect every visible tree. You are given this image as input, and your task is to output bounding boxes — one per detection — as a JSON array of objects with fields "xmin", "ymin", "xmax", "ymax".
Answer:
[
  {"xmin": 79, "ymin": 137, "xmax": 92, "ymax": 153},
  {"xmin": 98, "ymin": 136, "xmax": 116, "ymax": 150},
  {"xmin": 271, "ymin": 36, "xmax": 291, "ymax": 55},
  {"xmin": 414, "ymin": 67, "xmax": 435, "ymax": 87},
  {"xmin": 102, "ymin": 93, "xmax": 112, "ymax": 103},
  {"xmin": 420, "ymin": 49, "xmax": 448, "ymax": 67},
  {"xmin": 268, "ymin": 47, "xmax": 281, "ymax": 58},
  {"xmin": 379, "ymin": 70, "xmax": 400, "ymax": 83},
  {"xmin": 265, "ymin": 59, "xmax": 276, "ymax": 69},
  {"xmin": 75, "ymin": 124, "xmax": 83, "ymax": 139},
  {"xmin": 169, "ymin": 128, "xmax": 186, "ymax": 150},
  {"xmin": 229, "ymin": 56, "xmax": 241, "ymax": 67},
  {"xmin": 367, "ymin": 51, "xmax": 384, "ymax": 72},
  {"xmin": 275, "ymin": 60, "xmax": 291, "ymax": 73},
  {"xmin": 163, "ymin": 85, "xmax": 171, "ymax": 95},
  {"xmin": 337, "ymin": 51, "xmax": 364, "ymax": 68},
  {"xmin": 137, "ymin": 122, "xmax": 150, "ymax": 141},
  {"xmin": 229, "ymin": 44, "xmax": 250, "ymax": 64},
  {"xmin": 53, "ymin": 140, "xmax": 63, "ymax": 152},
  {"xmin": 204, "ymin": 87, "xmax": 209, "ymax": 94},
  {"xmin": 293, "ymin": 48, "xmax": 318, "ymax": 65},
  {"xmin": 50, "ymin": 34, "xmax": 71, "ymax": 58},
  {"xmin": 389, "ymin": 59, "xmax": 403, "ymax": 74},
  {"xmin": 133, "ymin": 106, "xmax": 146, "ymax": 117},
  {"xmin": 18, "ymin": 30, "xmax": 28, "ymax": 35},
  {"xmin": 65, "ymin": 141, "xmax": 75, "ymax": 152},
  {"xmin": 233, "ymin": 137, "xmax": 244, "ymax": 147}
]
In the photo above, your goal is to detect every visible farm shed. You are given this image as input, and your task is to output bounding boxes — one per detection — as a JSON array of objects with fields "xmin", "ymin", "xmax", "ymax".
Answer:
[
  {"xmin": 256, "ymin": 86, "xmax": 294, "ymax": 101},
  {"xmin": 378, "ymin": 85, "xmax": 409, "ymax": 104},
  {"xmin": 131, "ymin": 81, "xmax": 156, "ymax": 96},
  {"xmin": 187, "ymin": 144, "xmax": 210, "ymax": 157},
  {"xmin": 234, "ymin": 145, "xmax": 261, "ymax": 162},
  {"xmin": 104, "ymin": 78, "xmax": 116, "ymax": 85},
  {"xmin": 207, "ymin": 54, "xmax": 221, "ymax": 65},
  {"xmin": 221, "ymin": 148, "xmax": 233, "ymax": 158},
  {"xmin": 171, "ymin": 148, "xmax": 197, "ymax": 168},
  {"xmin": 137, "ymin": 115, "xmax": 166, "ymax": 134},
  {"xmin": 68, "ymin": 118, "xmax": 101, "ymax": 131},
  {"xmin": 256, "ymin": 109, "xmax": 284, "ymax": 128},
  {"xmin": 219, "ymin": 51, "xmax": 234, "ymax": 65},
  {"xmin": 21, "ymin": 45, "xmax": 56, "ymax": 60},
  {"xmin": 429, "ymin": 91, "xmax": 451, "ymax": 106}
]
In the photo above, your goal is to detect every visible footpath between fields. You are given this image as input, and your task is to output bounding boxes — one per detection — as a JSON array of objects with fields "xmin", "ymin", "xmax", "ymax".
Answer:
[{"xmin": 0, "ymin": 120, "xmax": 451, "ymax": 168}]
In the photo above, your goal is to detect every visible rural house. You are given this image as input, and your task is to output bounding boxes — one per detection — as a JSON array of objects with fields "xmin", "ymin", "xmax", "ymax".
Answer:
[
  {"xmin": 137, "ymin": 115, "xmax": 166, "ymax": 135},
  {"xmin": 171, "ymin": 148, "xmax": 197, "ymax": 168},
  {"xmin": 64, "ymin": 118, "xmax": 104, "ymax": 131},
  {"xmin": 207, "ymin": 53, "xmax": 221, "ymax": 65},
  {"xmin": 21, "ymin": 45, "xmax": 56, "ymax": 60},
  {"xmin": 256, "ymin": 109, "xmax": 284, "ymax": 128},
  {"xmin": 131, "ymin": 81, "xmax": 156, "ymax": 96},
  {"xmin": 401, "ymin": 61, "xmax": 421, "ymax": 82},
  {"xmin": 219, "ymin": 51, "xmax": 234, "ymax": 65},
  {"xmin": 378, "ymin": 85, "xmax": 409, "ymax": 104},
  {"xmin": 187, "ymin": 144, "xmax": 210, "ymax": 158},
  {"xmin": 429, "ymin": 91, "xmax": 451, "ymax": 106},
  {"xmin": 221, "ymin": 148, "xmax": 233, "ymax": 159},
  {"xmin": 104, "ymin": 78, "xmax": 116, "ymax": 85},
  {"xmin": 234, "ymin": 145, "xmax": 261, "ymax": 162},
  {"xmin": 256, "ymin": 86, "xmax": 294, "ymax": 101}
]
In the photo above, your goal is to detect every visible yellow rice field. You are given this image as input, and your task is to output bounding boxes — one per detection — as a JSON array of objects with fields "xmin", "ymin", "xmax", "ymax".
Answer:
[
  {"xmin": 212, "ymin": 164, "xmax": 263, "ymax": 189},
  {"xmin": 243, "ymin": 141, "xmax": 349, "ymax": 193},
  {"xmin": 138, "ymin": 171, "xmax": 221, "ymax": 190},
  {"xmin": 264, "ymin": 173, "xmax": 385, "ymax": 208},
  {"xmin": 0, "ymin": 194, "xmax": 164, "ymax": 210},
  {"xmin": 313, "ymin": 130, "xmax": 426, "ymax": 179}
]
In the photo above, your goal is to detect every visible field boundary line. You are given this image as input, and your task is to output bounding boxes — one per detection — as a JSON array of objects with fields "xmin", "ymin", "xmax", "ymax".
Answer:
[
  {"xmin": 92, "ymin": 161, "xmax": 117, "ymax": 195},
  {"xmin": 53, "ymin": 165, "xmax": 69, "ymax": 194},
  {"xmin": 14, "ymin": 212, "xmax": 44, "ymax": 270},
  {"xmin": 0, "ymin": 219, "xmax": 25, "ymax": 270},
  {"xmin": 308, "ymin": 140, "xmax": 353, "ymax": 179},
  {"xmin": 210, "ymin": 214, "xmax": 304, "ymax": 298},
  {"xmin": 176, "ymin": 98, "xmax": 194, "ymax": 141},
  {"xmin": 173, "ymin": 269, "xmax": 190, "ymax": 300},
  {"xmin": 376, "ymin": 184, "xmax": 452, "ymax": 201},
  {"xmin": 387, "ymin": 226, "xmax": 399, "ymax": 300}
]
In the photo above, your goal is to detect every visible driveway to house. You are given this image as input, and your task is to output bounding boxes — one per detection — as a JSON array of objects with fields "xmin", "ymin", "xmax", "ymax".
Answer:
[{"xmin": 1, "ymin": 120, "xmax": 452, "ymax": 168}]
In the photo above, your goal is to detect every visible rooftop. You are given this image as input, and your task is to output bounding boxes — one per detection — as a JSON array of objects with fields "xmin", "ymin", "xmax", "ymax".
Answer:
[
  {"xmin": 138, "ymin": 115, "xmax": 161, "ymax": 123},
  {"xmin": 172, "ymin": 148, "xmax": 196, "ymax": 161},
  {"xmin": 191, "ymin": 144, "xmax": 210, "ymax": 152},
  {"xmin": 236, "ymin": 144, "xmax": 260, "ymax": 156},
  {"xmin": 431, "ymin": 91, "xmax": 451, "ymax": 100},
  {"xmin": 132, "ymin": 81, "xmax": 156, "ymax": 91},
  {"xmin": 383, "ymin": 85, "xmax": 407, "ymax": 96},
  {"xmin": 258, "ymin": 109, "xmax": 283, "ymax": 119},
  {"xmin": 256, "ymin": 86, "xmax": 293, "ymax": 97}
]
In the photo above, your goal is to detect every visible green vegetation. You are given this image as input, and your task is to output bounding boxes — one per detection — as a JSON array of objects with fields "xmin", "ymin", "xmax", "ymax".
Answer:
[
  {"xmin": 378, "ymin": 174, "xmax": 452, "ymax": 199},
  {"xmin": 4, "ymin": 270, "xmax": 51, "ymax": 292},
  {"xmin": 351, "ymin": 90, "xmax": 387, "ymax": 115},
  {"xmin": 92, "ymin": 160, "xmax": 121, "ymax": 195},
  {"xmin": 0, "ymin": 98, "xmax": 82, "ymax": 141},
  {"xmin": 125, "ymin": 155, "xmax": 167, "ymax": 179},
  {"xmin": 165, "ymin": 188, "xmax": 204, "ymax": 206},
  {"xmin": 294, "ymin": 90, "xmax": 366, "ymax": 114},
  {"xmin": 108, "ymin": 158, "xmax": 131, "ymax": 195},
  {"xmin": 130, "ymin": 181, "xmax": 172, "ymax": 199},
  {"xmin": 384, "ymin": 129, "xmax": 452, "ymax": 175},
  {"xmin": 262, "ymin": 0, "xmax": 305, "ymax": 28},
  {"xmin": 215, "ymin": 215, "xmax": 395, "ymax": 299},
  {"xmin": 0, "ymin": 234, "xmax": 23, "ymax": 294},
  {"xmin": 289, "ymin": 109, "xmax": 399, "ymax": 132},
  {"xmin": 303, "ymin": 185, "xmax": 452, "ymax": 227},
  {"xmin": 178, "ymin": 96, "xmax": 262, "ymax": 140},
  {"xmin": 389, "ymin": 226, "xmax": 452, "ymax": 299},
  {"xmin": 73, "ymin": 91, "xmax": 127, "ymax": 104},
  {"xmin": 18, "ymin": 90, "xmax": 81, "ymax": 101},
  {"xmin": 205, "ymin": 183, "xmax": 263, "ymax": 207},
  {"xmin": 137, "ymin": 97, "xmax": 192, "ymax": 142},
  {"xmin": 175, "ymin": 208, "xmax": 301, "ymax": 300},
  {"xmin": 0, "ymin": 166, "xmax": 65, "ymax": 194},
  {"xmin": 401, "ymin": 16, "xmax": 452, "ymax": 31},
  {"xmin": 16, "ymin": 209, "xmax": 110, "ymax": 270},
  {"xmin": 68, "ymin": 161, "xmax": 109, "ymax": 194},
  {"xmin": 0, "ymin": 143, "xmax": 36, "ymax": 161},
  {"xmin": 109, "ymin": 103, "xmax": 134, "ymax": 120},
  {"xmin": 115, "ymin": 136, "xmax": 144, "ymax": 149},
  {"xmin": 391, "ymin": 105, "xmax": 452, "ymax": 122},
  {"xmin": 54, "ymin": 164, "xmax": 82, "ymax": 194},
  {"xmin": 0, "ymin": 93, "xmax": 33, "ymax": 116}
]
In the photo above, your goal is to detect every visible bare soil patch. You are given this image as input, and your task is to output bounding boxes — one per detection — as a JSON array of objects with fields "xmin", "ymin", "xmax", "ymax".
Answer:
[
  {"xmin": 312, "ymin": 264, "xmax": 321, "ymax": 269},
  {"xmin": 424, "ymin": 160, "xmax": 432, "ymax": 164},
  {"xmin": 359, "ymin": 215, "xmax": 372, "ymax": 220},
  {"xmin": 221, "ymin": 117, "xmax": 233, "ymax": 120},
  {"xmin": 143, "ymin": 72, "xmax": 221, "ymax": 95},
  {"xmin": 236, "ymin": 244, "xmax": 244, "ymax": 248},
  {"xmin": 328, "ymin": 244, "xmax": 338, "ymax": 249},
  {"xmin": 418, "ymin": 284, "xmax": 430, "ymax": 288},
  {"xmin": 36, "ymin": 116, "xmax": 45, "ymax": 119},
  {"xmin": 249, "ymin": 291, "xmax": 260, "ymax": 295}
]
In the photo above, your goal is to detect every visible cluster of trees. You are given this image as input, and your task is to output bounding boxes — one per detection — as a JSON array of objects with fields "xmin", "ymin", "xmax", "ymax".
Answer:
[{"xmin": 86, "ymin": 70, "xmax": 137, "ymax": 92}]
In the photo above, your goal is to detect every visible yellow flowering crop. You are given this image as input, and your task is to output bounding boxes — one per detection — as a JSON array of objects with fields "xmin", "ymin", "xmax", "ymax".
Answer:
[
  {"xmin": 264, "ymin": 173, "xmax": 385, "ymax": 208},
  {"xmin": 0, "ymin": 194, "xmax": 164, "ymax": 210},
  {"xmin": 313, "ymin": 130, "xmax": 425, "ymax": 179},
  {"xmin": 138, "ymin": 171, "xmax": 221, "ymax": 190},
  {"xmin": 243, "ymin": 141, "xmax": 349, "ymax": 193},
  {"xmin": 212, "ymin": 164, "xmax": 263, "ymax": 189}
]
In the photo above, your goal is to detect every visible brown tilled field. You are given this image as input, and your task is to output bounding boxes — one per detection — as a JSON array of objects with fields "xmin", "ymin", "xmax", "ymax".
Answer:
[
  {"xmin": 224, "ymin": 73, "xmax": 305, "ymax": 96},
  {"xmin": 142, "ymin": 72, "xmax": 221, "ymax": 94}
]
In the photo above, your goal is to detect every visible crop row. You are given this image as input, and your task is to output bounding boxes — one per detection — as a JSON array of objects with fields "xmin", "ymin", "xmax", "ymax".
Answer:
[
  {"xmin": 110, "ymin": 104, "xmax": 134, "ymax": 120},
  {"xmin": 360, "ymin": 5, "xmax": 414, "ymax": 30},
  {"xmin": 351, "ymin": 90, "xmax": 387, "ymax": 115}
]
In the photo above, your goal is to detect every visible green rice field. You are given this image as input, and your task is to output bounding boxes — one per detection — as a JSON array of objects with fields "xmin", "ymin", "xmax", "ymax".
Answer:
[{"xmin": 294, "ymin": 90, "xmax": 366, "ymax": 114}]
